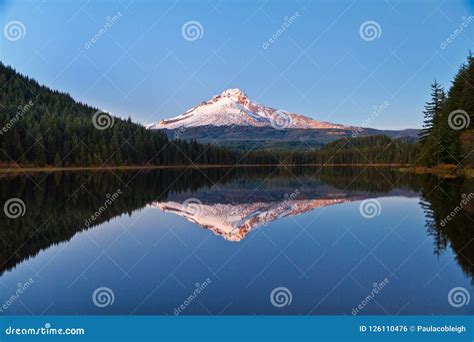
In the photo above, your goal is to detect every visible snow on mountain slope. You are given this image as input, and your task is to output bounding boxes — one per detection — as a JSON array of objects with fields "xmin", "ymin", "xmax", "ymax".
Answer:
[
  {"xmin": 148, "ymin": 88, "xmax": 352, "ymax": 130},
  {"xmin": 149, "ymin": 198, "xmax": 351, "ymax": 241}
]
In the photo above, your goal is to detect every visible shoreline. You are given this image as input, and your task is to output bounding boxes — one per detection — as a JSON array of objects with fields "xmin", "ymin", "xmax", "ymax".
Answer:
[
  {"xmin": 0, "ymin": 164, "xmax": 471, "ymax": 178},
  {"xmin": 397, "ymin": 165, "xmax": 474, "ymax": 178},
  {"xmin": 0, "ymin": 163, "xmax": 412, "ymax": 174}
]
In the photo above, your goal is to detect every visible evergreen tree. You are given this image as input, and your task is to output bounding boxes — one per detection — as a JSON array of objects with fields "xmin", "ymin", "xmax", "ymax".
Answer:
[{"xmin": 419, "ymin": 81, "xmax": 445, "ymax": 145}]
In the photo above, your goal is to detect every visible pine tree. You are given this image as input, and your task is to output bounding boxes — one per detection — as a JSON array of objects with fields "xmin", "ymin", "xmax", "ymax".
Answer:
[{"xmin": 419, "ymin": 81, "xmax": 445, "ymax": 146}]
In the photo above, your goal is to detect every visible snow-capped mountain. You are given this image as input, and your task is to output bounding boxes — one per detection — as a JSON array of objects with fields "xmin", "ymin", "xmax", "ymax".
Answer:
[
  {"xmin": 149, "ymin": 198, "xmax": 351, "ymax": 241},
  {"xmin": 148, "ymin": 176, "xmax": 419, "ymax": 241},
  {"xmin": 148, "ymin": 88, "xmax": 352, "ymax": 130},
  {"xmin": 148, "ymin": 88, "xmax": 419, "ymax": 150}
]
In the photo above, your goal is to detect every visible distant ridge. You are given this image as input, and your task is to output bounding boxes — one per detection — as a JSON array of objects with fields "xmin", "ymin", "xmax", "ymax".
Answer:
[{"xmin": 149, "ymin": 88, "xmax": 418, "ymax": 150}]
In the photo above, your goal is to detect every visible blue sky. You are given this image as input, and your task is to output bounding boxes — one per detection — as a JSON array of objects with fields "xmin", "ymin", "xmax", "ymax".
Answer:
[{"xmin": 1, "ymin": 0, "xmax": 473, "ymax": 129}]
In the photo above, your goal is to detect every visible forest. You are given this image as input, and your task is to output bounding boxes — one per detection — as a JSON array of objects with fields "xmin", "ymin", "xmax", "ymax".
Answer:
[
  {"xmin": 0, "ymin": 54, "xmax": 472, "ymax": 168},
  {"xmin": 418, "ymin": 54, "xmax": 473, "ymax": 167},
  {"xmin": 0, "ymin": 62, "xmax": 237, "ymax": 167}
]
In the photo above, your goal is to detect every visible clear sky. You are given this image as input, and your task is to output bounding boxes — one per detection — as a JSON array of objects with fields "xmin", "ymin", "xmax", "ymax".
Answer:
[{"xmin": 1, "ymin": 0, "xmax": 473, "ymax": 129}]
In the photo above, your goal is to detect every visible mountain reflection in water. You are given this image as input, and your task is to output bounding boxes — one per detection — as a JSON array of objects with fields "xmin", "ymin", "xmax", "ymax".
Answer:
[
  {"xmin": 1, "ymin": 166, "xmax": 473, "ymax": 315},
  {"xmin": 150, "ymin": 177, "xmax": 417, "ymax": 242},
  {"xmin": 1, "ymin": 166, "xmax": 472, "ymax": 281}
]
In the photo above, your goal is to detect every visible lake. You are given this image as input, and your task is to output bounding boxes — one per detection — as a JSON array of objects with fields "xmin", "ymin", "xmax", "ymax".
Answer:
[{"xmin": 0, "ymin": 166, "xmax": 473, "ymax": 315}]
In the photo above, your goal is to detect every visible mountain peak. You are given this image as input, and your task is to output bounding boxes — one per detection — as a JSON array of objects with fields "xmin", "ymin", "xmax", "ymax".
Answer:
[
  {"xmin": 220, "ymin": 88, "xmax": 247, "ymax": 98},
  {"xmin": 149, "ymin": 89, "xmax": 352, "ymax": 130}
]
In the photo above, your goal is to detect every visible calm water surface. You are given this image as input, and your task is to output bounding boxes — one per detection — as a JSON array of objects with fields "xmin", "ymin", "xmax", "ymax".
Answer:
[{"xmin": 0, "ymin": 167, "xmax": 473, "ymax": 315}]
